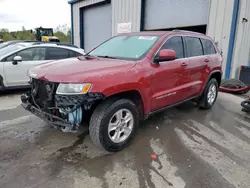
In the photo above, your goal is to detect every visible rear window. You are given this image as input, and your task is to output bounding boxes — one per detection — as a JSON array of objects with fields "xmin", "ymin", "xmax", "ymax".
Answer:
[
  {"xmin": 185, "ymin": 37, "xmax": 203, "ymax": 57},
  {"xmin": 201, "ymin": 39, "xmax": 217, "ymax": 55},
  {"xmin": 0, "ymin": 43, "xmax": 30, "ymax": 58}
]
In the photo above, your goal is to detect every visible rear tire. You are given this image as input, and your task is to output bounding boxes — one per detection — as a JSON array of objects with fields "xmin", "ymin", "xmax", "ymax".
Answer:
[
  {"xmin": 89, "ymin": 98, "xmax": 139, "ymax": 152},
  {"xmin": 199, "ymin": 78, "xmax": 219, "ymax": 109},
  {"xmin": 0, "ymin": 75, "xmax": 5, "ymax": 91}
]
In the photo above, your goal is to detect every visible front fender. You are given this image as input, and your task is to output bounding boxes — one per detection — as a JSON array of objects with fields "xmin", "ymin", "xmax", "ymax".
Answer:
[
  {"xmin": 92, "ymin": 82, "xmax": 151, "ymax": 115},
  {"xmin": 102, "ymin": 82, "xmax": 143, "ymax": 97},
  {"xmin": 88, "ymin": 63, "xmax": 152, "ymax": 114}
]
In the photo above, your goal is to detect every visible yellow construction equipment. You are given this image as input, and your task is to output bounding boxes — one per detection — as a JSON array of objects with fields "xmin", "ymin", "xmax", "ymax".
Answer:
[{"xmin": 35, "ymin": 27, "xmax": 60, "ymax": 42}]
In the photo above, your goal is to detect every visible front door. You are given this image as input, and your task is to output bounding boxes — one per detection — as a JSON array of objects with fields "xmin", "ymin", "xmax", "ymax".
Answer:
[
  {"xmin": 3, "ymin": 47, "xmax": 46, "ymax": 87},
  {"xmin": 150, "ymin": 36, "xmax": 189, "ymax": 111}
]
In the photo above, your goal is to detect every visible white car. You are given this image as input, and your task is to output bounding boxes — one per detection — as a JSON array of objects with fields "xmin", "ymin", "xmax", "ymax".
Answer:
[{"xmin": 0, "ymin": 43, "xmax": 85, "ymax": 90}]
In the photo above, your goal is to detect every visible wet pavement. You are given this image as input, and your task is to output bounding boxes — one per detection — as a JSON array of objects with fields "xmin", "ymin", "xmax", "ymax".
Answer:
[{"xmin": 0, "ymin": 91, "xmax": 250, "ymax": 188}]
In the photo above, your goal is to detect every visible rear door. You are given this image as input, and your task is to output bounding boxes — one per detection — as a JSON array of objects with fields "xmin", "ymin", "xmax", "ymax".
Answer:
[
  {"xmin": 184, "ymin": 36, "xmax": 208, "ymax": 97},
  {"xmin": 151, "ymin": 36, "xmax": 189, "ymax": 111},
  {"xmin": 201, "ymin": 38, "xmax": 219, "ymax": 68},
  {"xmin": 45, "ymin": 47, "xmax": 71, "ymax": 60},
  {"xmin": 3, "ymin": 47, "xmax": 46, "ymax": 86}
]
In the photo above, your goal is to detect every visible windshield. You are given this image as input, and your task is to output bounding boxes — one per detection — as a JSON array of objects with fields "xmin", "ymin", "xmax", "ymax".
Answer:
[
  {"xmin": 0, "ymin": 43, "xmax": 31, "ymax": 57},
  {"xmin": 40, "ymin": 29, "xmax": 53, "ymax": 36},
  {"xmin": 88, "ymin": 35, "xmax": 160, "ymax": 60}
]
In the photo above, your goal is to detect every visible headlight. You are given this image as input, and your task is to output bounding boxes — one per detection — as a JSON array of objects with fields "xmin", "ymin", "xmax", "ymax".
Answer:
[
  {"xmin": 56, "ymin": 83, "xmax": 92, "ymax": 95},
  {"xmin": 28, "ymin": 69, "xmax": 37, "ymax": 78}
]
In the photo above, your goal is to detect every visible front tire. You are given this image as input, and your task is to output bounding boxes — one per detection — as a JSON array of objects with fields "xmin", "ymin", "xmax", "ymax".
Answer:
[
  {"xmin": 89, "ymin": 98, "xmax": 139, "ymax": 152},
  {"xmin": 199, "ymin": 78, "xmax": 219, "ymax": 109}
]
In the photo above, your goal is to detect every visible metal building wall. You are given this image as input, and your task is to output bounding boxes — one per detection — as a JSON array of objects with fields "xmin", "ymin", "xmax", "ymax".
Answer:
[
  {"xmin": 111, "ymin": 0, "xmax": 142, "ymax": 36},
  {"xmin": 144, "ymin": 0, "xmax": 210, "ymax": 30},
  {"xmin": 207, "ymin": 0, "xmax": 234, "ymax": 75},
  {"xmin": 72, "ymin": 0, "xmax": 105, "ymax": 47},
  {"xmin": 83, "ymin": 4, "xmax": 112, "ymax": 52},
  {"xmin": 231, "ymin": 0, "xmax": 250, "ymax": 78}
]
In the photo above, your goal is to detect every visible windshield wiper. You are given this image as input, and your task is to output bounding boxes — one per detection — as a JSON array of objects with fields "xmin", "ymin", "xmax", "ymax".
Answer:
[
  {"xmin": 97, "ymin": 55, "xmax": 117, "ymax": 59},
  {"xmin": 78, "ymin": 54, "xmax": 98, "ymax": 60},
  {"xmin": 84, "ymin": 54, "xmax": 97, "ymax": 58}
]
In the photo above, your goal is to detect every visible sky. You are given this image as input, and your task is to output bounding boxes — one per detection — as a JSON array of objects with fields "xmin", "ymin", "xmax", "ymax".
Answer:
[{"xmin": 0, "ymin": 0, "xmax": 71, "ymax": 31}]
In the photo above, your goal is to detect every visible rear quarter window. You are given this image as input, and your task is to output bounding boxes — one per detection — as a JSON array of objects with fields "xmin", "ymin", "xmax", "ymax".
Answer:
[
  {"xmin": 69, "ymin": 50, "xmax": 82, "ymax": 58},
  {"xmin": 201, "ymin": 39, "xmax": 217, "ymax": 55}
]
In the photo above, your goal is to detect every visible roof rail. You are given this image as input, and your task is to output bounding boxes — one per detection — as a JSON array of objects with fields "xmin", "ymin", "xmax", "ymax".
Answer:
[
  {"xmin": 172, "ymin": 29, "xmax": 204, "ymax": 35},
  {"xmin": 32, "ymin": 42, "xmax": 79, "ymax": 48},
  {"xmin": 56, "ymin": 43, "xmax": 79, "ymax": 48},
  {"xmin": 23, "ymin": 40, "xmax": 37, "ymax": 42},
  {"xmin": 32, "ymin": 42, "xmax": 46, "ymax": 45}
]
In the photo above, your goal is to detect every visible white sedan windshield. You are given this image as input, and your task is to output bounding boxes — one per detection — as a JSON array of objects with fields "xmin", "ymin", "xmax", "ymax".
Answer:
[
  {"xmin": 0, "ymin": 43, "xmax": 32, "ymax": 58},
  {"xmin": 0, "ymin": 41, "xmax": 11, "ymax": 49}
]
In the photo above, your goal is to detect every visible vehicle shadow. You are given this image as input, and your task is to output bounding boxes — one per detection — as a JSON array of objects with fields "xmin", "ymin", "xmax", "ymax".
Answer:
[{"xmin": 0, "ymin": 88, "xmax": 29, "ymax": 97}]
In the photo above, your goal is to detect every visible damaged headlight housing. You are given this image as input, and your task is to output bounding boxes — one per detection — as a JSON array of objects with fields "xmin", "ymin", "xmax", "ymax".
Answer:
[{"xmin": 56, "ymin": 83, "xmax": 92, "ymax": 95}]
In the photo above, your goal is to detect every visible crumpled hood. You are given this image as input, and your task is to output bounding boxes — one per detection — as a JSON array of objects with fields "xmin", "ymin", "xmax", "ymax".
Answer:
[{"xmin": 29, "ymin": 57, "xmax": 136, "ymax": 83}]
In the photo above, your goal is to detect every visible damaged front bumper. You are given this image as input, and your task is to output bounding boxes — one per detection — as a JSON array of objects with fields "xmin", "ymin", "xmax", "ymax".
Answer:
[
  {"xmin": 21, "ymin": 92, "xmax": 105, "ymax": 132},
  {"xmin": 21, "ymin": 94, "xmax": 77, "ymax": 132}
]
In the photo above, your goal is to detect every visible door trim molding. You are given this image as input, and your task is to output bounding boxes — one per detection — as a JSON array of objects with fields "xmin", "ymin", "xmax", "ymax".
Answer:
[{"xmin": 144, "ymin": 96, "xmax": 198, "ymax": 119}]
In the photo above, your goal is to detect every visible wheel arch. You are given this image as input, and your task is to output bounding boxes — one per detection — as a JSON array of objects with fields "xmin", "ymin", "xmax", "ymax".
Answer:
[
  {"xmin": 200, "ymin": 70, "xmax": 222, "ymax": 95},
  {"xmin": 209, "ymin": 71, "xmax": 222, "ymax": 86},
  {"xmin": 104, "ymin": 89, "xmax": 146, "ymax": 120}
]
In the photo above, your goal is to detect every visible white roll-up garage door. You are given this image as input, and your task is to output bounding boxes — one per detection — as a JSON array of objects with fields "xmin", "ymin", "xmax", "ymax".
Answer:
[
  {"xmin": 83, "ymin": 3, "xmax": 112, "ymax": 52},
  {"xmin": 144, "ymin": 0, "xmax": 210, "ymax": 30}
]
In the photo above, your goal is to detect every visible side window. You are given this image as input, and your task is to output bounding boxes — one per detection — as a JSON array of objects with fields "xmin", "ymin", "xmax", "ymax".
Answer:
[
  {"xmin": 45, "ymin": 47, "xmax": 70, "ymax": 60},
  {"xmin": 31, "ymin": 48, "xmax": 46, "ymax": 60},
  {"xmin": 69, "ymin": 50, "xmax": 82, "ymax": 58},
  {"xmin": 6, "ymin": 54, "xmax": 15, "ymax": 62},
  {"xmin": 201, "ymin": 39, "xmax": 217, "ymax": 55},
  {"xmin": 161, "ymin": 36, "xmax": 184, "ymax": 59},
  {"xmin": 6, "ymin": 47, "xmax": 46, "ymax": 61},
  {"xmin": 185, "ymin": 37, "xmax": 203, "ymax": 57}
]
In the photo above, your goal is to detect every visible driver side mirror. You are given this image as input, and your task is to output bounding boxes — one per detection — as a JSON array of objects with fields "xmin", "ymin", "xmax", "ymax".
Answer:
[
  {"xmin": 154, "ymin": 49, "xmax": 176, "ymax": 63},
  {"xmin": 12, "ymin": 56, "xmax": 22, "ymax": 65}
]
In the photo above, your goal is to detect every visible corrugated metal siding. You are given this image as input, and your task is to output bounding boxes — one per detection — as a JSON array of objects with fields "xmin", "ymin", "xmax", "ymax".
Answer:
[
  {"xmin": 72, "ymin": 0, "xmax": 105, "ymax": 47},
  {"xmin": 112, "ymin": 0, "xmax": 141, "ymax": 36},
  {"xmin": 144, "ymin": 0, "xmax": 210, "ymax": 30},
  {"xmin": 231, "ymin": 0, "xmax": 250, "ymax": 78},
  {"xmin": 83, "ymin": 4, "xmax": 112, "ymax": 52},
  {"xmin": 207, "ymin": 0, "xmax": 234, "ymax": 76},
  {"xmin": 73, "ymin": 4, "xmax": 80, "ymax": 47}
]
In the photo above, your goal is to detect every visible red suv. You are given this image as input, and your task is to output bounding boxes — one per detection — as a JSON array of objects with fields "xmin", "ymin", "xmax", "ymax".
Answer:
[{"xmin": 21, "ymin": 30, "xmax": 223, "ymax": 152}]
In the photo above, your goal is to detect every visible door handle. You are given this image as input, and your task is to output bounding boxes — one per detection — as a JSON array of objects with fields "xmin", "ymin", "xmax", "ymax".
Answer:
[
  {"xmin": 204, "ymin": 59, "xmax": 210, "ymax": 62},
  {"xmin": 181, "ymin": 63, "xmax": 187, "ymax": 67}
]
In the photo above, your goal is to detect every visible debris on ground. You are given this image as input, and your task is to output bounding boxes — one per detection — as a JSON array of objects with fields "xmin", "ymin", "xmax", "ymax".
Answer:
[
  {"xmin": 219, "ymin": 79, "xmax": 250, "ymax": 94},
  {"xmin": 151, "ymin": 154, "xmax": 157, "ymax": 159}
]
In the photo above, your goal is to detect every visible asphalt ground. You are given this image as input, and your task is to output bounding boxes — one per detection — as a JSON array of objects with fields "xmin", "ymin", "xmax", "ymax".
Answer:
[{"xmin": 0, "ymin": 91, "xmax": 250, "ymax": 188}]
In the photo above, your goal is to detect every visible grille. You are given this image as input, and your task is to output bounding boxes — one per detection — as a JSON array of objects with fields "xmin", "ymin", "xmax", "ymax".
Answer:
[{"xmin": 31, "ymin": 79, "xmax": 58, "ymax": 109}]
